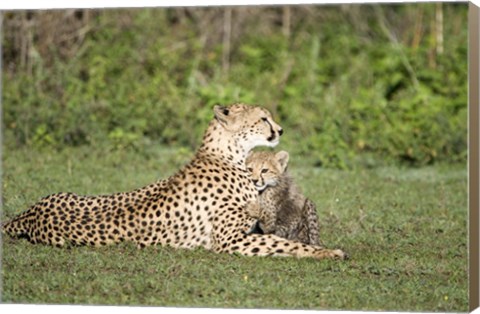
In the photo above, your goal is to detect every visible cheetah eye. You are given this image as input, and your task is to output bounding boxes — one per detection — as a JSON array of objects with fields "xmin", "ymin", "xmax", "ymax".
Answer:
[
  {"xmin": 247, "ymin": 167, "xmax": 253, "ymax": 173},
  {"xmin": 261, "ymin": 168, "xmax": 269, "ymax": 174},
  {"xmin": 261, "ymin": 117, "xmax": 270, "ymax": 126}
]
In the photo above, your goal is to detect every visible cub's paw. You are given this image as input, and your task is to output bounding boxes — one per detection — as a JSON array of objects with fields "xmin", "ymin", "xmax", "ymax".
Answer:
[{"xmin": 244, "ymin": 201, "xmax": 261, "ymax": 219}]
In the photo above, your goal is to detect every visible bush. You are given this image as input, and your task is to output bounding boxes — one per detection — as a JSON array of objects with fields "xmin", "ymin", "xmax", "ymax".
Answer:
[{"xmin": 2, "ymin": 4, "xmax": 468, "ymax": 168}]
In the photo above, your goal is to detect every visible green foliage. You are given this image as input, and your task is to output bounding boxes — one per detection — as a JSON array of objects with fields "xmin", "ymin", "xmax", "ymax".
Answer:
[{"xmin": 2, "ymin": 4, "xmax": 468, "ymax": 168}]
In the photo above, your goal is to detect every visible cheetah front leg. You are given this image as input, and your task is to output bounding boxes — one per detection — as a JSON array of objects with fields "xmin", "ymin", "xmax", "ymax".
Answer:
[
  {"xmin": 257, "ymin": 208, "xmax": 277, "ymax": 234},
  {"xmin": 216, "ymin": 231, "xmax": 347, "ymax": 260},
  {"xmin": 244, "ymin": 201, "xmax": 277, "ymax": 234}
]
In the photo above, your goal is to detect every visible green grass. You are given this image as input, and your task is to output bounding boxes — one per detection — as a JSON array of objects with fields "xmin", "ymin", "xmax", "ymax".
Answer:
[{"xmin": 1, "ymin": 145, "xmax": 468, "ymax": 311}]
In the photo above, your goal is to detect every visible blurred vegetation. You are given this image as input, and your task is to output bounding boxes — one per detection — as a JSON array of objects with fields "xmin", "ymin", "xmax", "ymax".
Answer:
[{"xmin": 2, "ymin": 3, "xmax": 468, "ymax": 168}]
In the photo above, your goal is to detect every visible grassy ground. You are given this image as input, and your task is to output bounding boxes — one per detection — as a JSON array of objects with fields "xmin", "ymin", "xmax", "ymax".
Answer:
[{"xmin": 1, "ymin": 145, "xmax": 468, "ymax": 311}]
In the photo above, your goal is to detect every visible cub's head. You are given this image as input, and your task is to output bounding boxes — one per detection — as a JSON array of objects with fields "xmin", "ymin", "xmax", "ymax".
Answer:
[
  {"xmin": 246, "ymin": 150, "xmax": 289, "ymax": 191},
  {"xmin": 213, "ymin": 104, "xmax": 283, "ymax": 152}
]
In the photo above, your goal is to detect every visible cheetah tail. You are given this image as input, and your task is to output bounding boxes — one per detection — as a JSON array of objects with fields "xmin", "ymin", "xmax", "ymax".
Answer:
[{"xmin": 1, "ymin": 209, "xmax": 34, "ymax": 238}]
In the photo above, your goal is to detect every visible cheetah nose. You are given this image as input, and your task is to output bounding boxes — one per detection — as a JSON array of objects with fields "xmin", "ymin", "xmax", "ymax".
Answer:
[
  {"xmin": 278, "ymin": 129, "xmax": 283, "ymax": 136},
  {"xmin": 252, "ymin": 179, "xmax": 259, "ymax": 185}
]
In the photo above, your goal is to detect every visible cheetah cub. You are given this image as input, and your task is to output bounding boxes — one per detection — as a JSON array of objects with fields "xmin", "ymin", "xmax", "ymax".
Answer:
[{"xmin": 245, "ymin": 150, "xmax": 321, "ymax": 246}]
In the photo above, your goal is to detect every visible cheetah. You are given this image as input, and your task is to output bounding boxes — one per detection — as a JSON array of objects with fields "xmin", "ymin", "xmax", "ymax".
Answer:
[
  {"xmin": 2, "ymin": 103, "xmax": 346, "ymax": 260},
  {"xmin": 245, "ymin": 150, "xmax": 321, "ymax": 246}
]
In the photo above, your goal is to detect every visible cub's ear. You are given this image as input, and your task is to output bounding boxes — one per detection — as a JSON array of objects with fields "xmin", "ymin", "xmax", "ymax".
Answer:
[
  {"xmin": 213, "ymin": 105, "xmax": 231, "ymax": 126},
  {"xmin": 276, "ymin": 150, "xmax": 289, "ymax": 173}
]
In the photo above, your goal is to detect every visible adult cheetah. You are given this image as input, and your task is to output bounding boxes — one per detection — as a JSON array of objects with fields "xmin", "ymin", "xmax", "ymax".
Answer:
[{"xmin": 2, "ymin": 103, "xmax": 346, "ymax": 259}]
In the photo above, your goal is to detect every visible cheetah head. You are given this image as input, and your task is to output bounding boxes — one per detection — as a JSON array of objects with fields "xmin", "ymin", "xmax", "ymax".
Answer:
[
  {"xmin": 246, "ymin": 150, "xmax": 289, "ymax": 191},
  {"xmin": 213, "ymin": 103, "xmax": 283, "ymax": 153}
]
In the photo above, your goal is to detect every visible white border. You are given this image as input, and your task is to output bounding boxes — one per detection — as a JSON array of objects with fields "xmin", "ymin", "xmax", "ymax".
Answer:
[{"xmin": 0, "ymin": 1, "xmax": 476, "ymax": 314}]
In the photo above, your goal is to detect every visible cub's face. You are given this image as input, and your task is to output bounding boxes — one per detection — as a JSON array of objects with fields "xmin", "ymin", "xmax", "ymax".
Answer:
[
  {"xmin": 246, "ymin": 151, "xmax": 289, "ymax": 191},
  {"xmin": 214, "ymin": 104, "xmax": 283, "ymax": 151}
]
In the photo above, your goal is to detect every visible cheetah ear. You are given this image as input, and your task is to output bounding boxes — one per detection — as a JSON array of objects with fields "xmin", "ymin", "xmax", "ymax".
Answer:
[
  {"xmin": 276, "ymin": 150, "xmax": 289, "ymax": 173},
  {"xmin": 213, "ymin": 105, "xmax": 231, "ymax": 126}
]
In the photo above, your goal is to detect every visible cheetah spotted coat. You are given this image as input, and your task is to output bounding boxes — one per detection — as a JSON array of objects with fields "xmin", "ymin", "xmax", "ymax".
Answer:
[{"xmin": 2, "ymin": 104, "xmax": 346, "ymax": 260}]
